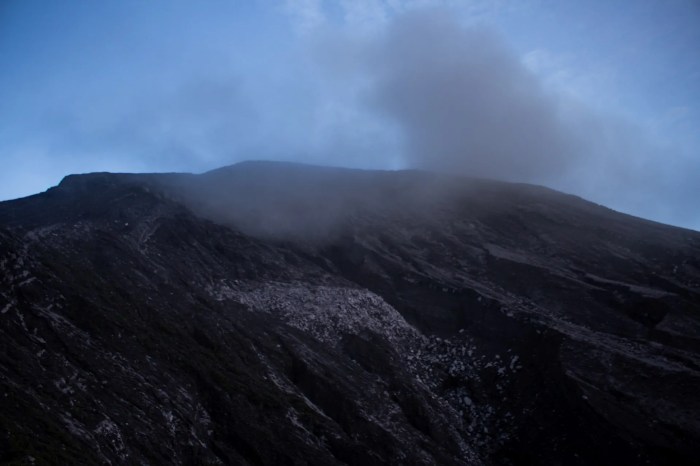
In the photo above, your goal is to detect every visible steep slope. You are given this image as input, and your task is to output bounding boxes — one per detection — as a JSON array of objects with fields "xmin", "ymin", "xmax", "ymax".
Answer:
[{"xmin": 1, "ymin": 161, "xmax": 699, "ymax": 465}]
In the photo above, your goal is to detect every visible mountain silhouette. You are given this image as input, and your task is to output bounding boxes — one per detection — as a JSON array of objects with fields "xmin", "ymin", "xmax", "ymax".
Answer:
[{"xmin": 1, "ymin": 161, "xmax": 698, "ymax": 465}]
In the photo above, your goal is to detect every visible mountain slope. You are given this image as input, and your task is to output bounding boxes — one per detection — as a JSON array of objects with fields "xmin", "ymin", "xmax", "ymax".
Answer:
[{"xmin": 1, "ymin": 162, "xmax": 699, "ymax": 465}]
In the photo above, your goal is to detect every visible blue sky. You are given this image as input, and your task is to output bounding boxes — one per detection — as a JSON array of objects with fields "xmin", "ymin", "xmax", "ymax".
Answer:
[{"xmin": 1, "ymin": 0, "xmax": 698, "ymax": 230}]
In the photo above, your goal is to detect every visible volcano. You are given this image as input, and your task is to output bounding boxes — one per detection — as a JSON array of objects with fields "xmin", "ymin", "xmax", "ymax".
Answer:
[{"xmin": 1, "ymin": 161, "xmax": 699, "ymax": 465}]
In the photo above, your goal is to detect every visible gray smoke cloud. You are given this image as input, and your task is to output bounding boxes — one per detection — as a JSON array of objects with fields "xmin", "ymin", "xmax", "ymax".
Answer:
[
  {"xmin": 363, "ymin": 10, "xmax": 581, "ymax": 183},
  {"xmin": 308, "ymin": 9, "xmax": 698, "ymax": 229}
]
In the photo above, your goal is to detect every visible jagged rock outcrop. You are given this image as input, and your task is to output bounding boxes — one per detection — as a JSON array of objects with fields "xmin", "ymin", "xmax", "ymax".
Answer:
[{"xmin": 1, "ymin": 161, "xmax": 699, "ymax": 465}]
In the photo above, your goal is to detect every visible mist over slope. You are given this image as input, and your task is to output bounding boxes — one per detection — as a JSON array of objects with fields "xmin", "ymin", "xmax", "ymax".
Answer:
[{"xmin": 1, "ymin": 161, "xmax": 699, "ymax": 465}]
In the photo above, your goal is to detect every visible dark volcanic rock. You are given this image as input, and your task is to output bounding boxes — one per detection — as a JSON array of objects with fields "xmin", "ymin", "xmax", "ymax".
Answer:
[{"xmin": 1, "ymin": 161, "xmax": 699, "ymax": 465}]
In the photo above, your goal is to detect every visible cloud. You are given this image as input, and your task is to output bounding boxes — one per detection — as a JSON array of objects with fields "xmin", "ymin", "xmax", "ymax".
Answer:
[
  {"xmin": 310, "ymin": 8, "xmax": 699, "ymax": 229},
  {"xmin": 354, "ymin": 9, "xmax": 580, "ymax": 183},
  {"xmin": 284, "ymin": 0, "xmax": 327, "ymax": 33}
]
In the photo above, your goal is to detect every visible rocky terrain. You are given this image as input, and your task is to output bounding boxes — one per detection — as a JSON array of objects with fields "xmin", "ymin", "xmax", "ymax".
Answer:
[{"xmin": 1, "ymin": 161, "xmax": 699, "ymax": 465}]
